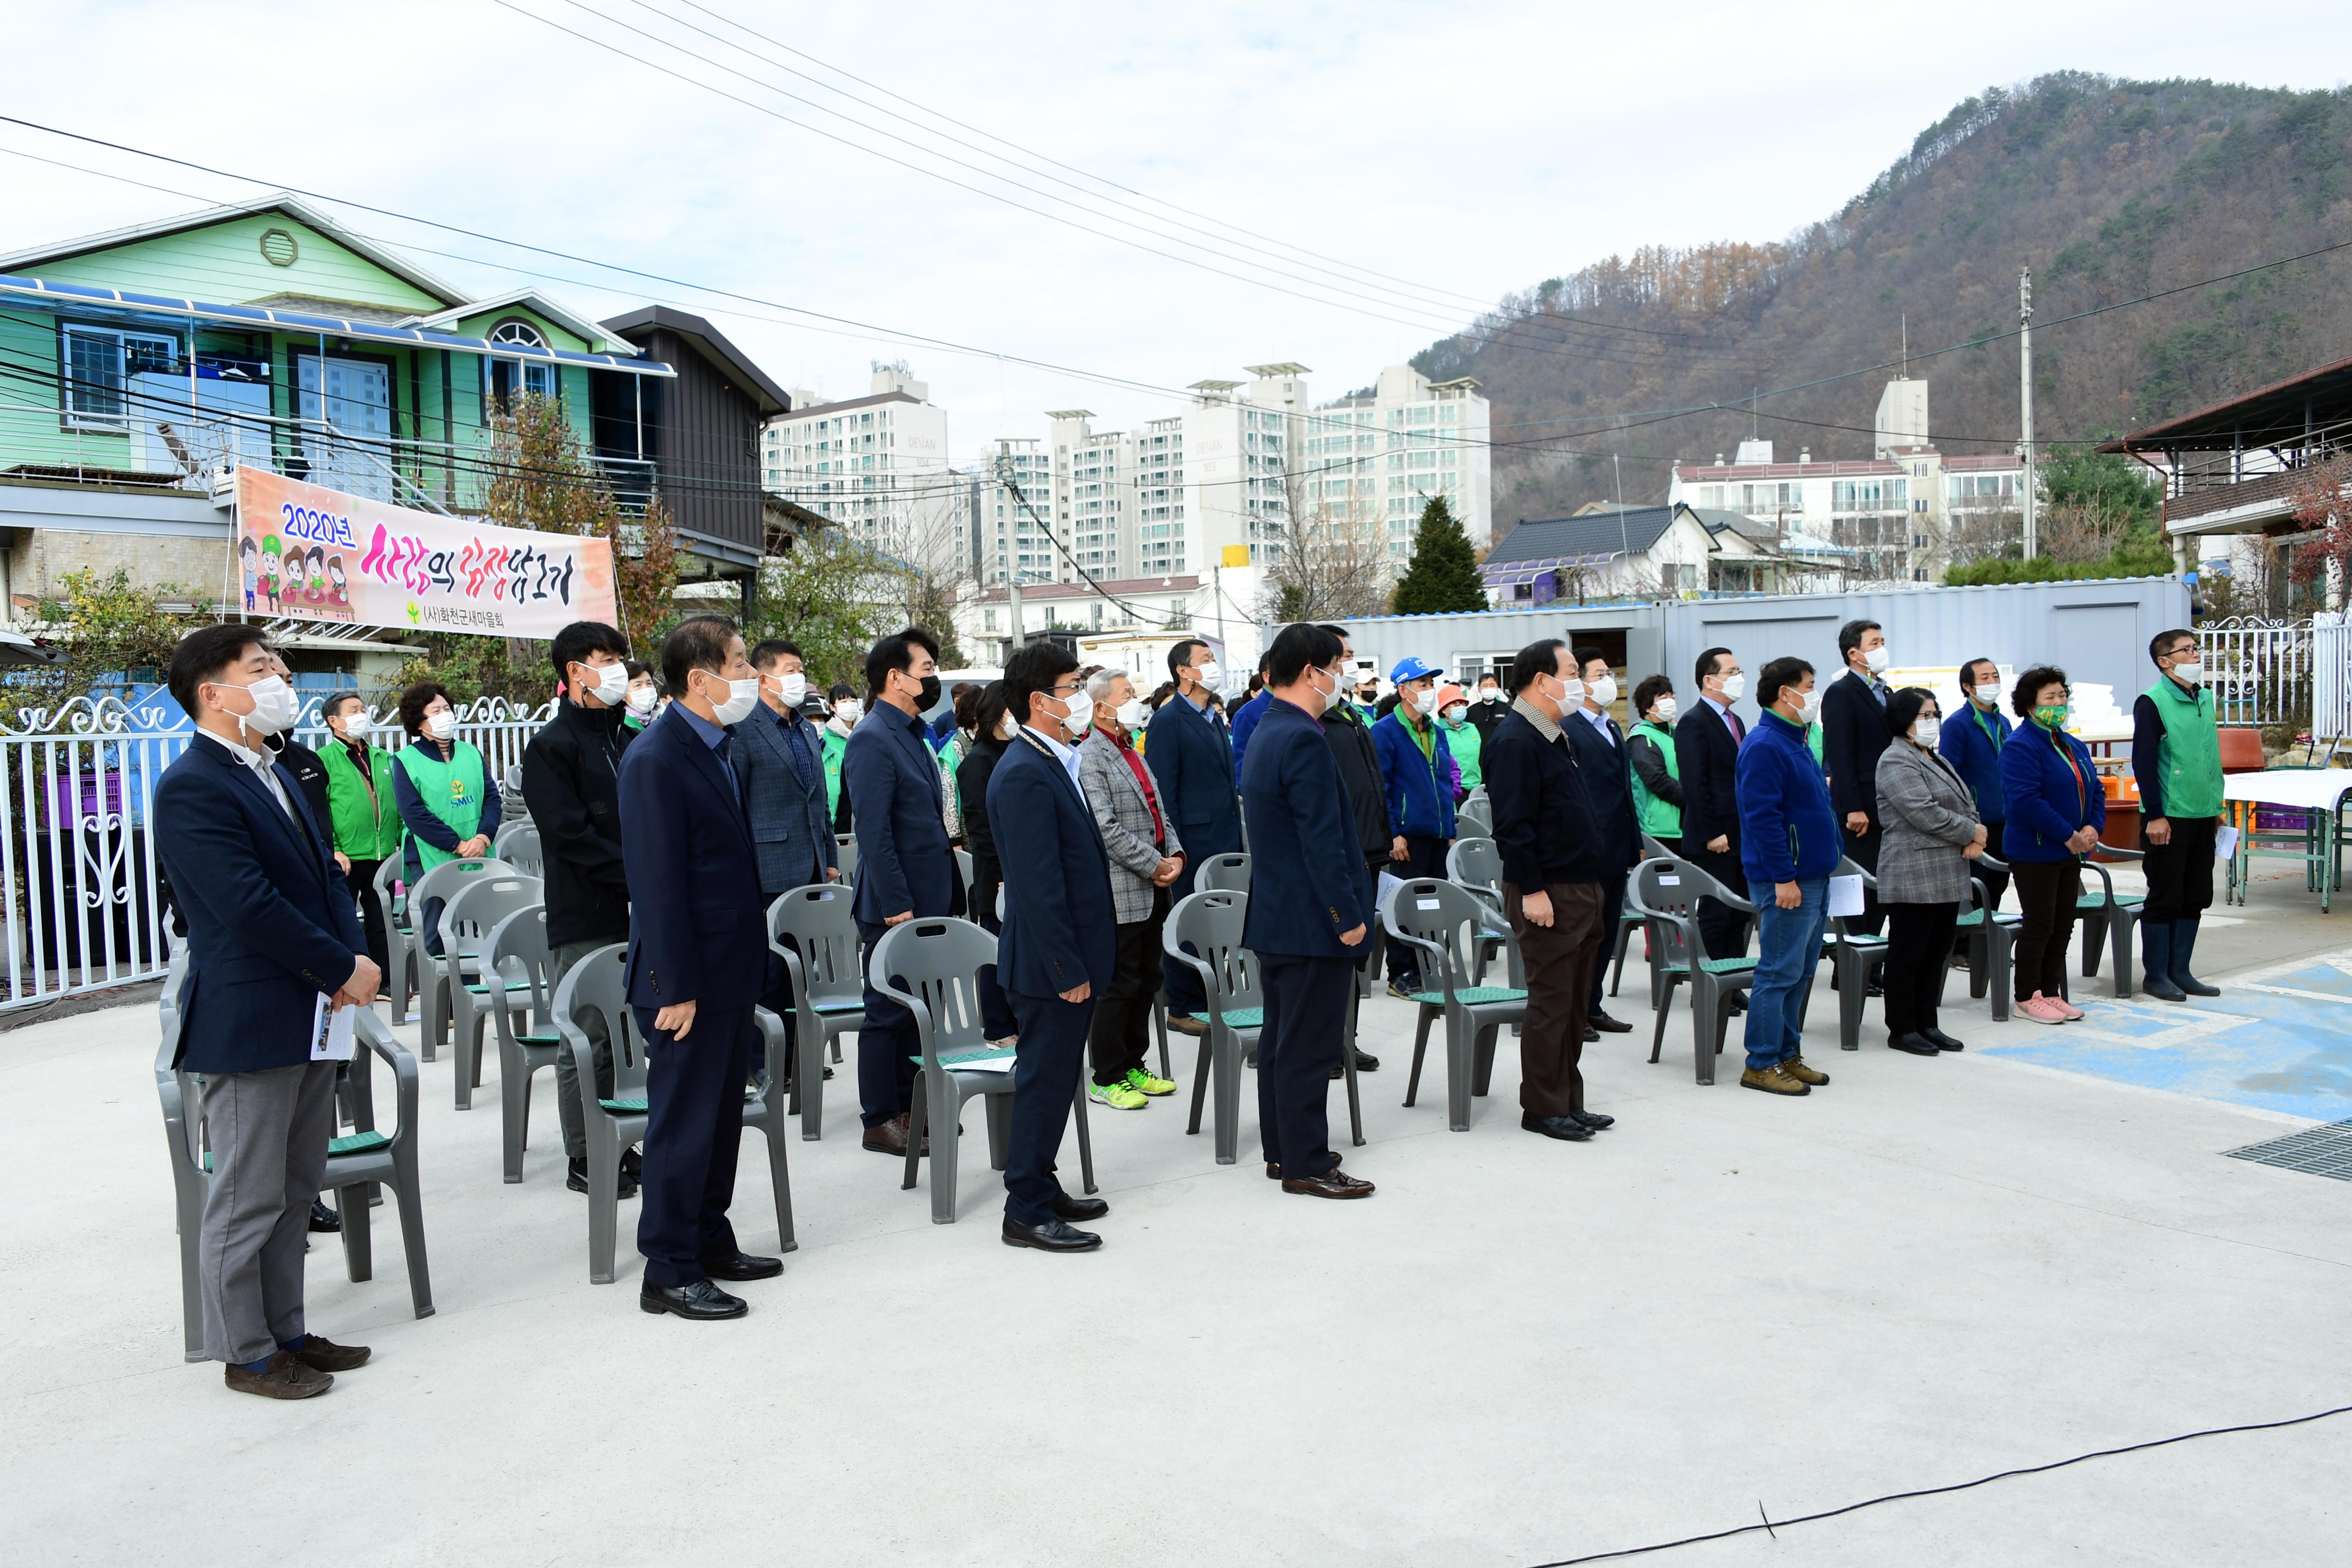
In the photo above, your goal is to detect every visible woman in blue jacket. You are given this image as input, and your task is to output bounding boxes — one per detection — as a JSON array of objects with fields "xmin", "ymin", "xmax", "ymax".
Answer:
[{"xmin": 1996, "ymin": 665, "xmax": 2106, "ymax": 1025}]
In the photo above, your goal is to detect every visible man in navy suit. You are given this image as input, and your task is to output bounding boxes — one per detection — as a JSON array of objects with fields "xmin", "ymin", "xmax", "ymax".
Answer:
[
  {"xmin": 618, "ymin": 615, "xmax": 781, "ymax": 1321},
  {"xmin": 841, "ymin": 626, "xmax": 963, "ymax": 1158},
  {"xmin": 1240, "ymin": 624, "xmax": 1375, "ymax": 1199},
  {"xmin": 155, "ymin": 624, "xmax": 379, "ymax": 1399},
  {"xmin": 1143, "ymin": 637, "xmax": 1239, "ymax": 1034},
  {"xmin": 990, "ymin": 640, "xmax": 1118, "ymax": 1252},
  {"xmin": 1822, "ymin": 618, "xmax": 1894, "ymax": 937},
  {"xmin": 1675, "ymin": 646, "xmax": 1751, "ymax": 966},
  {"xmin": 1562, "ymin": 646, "xmax": 1642, "ymax": 1034},
  {"xmin": 738, "ymin": 637, "xmax": 841, "ymax": 1075}
]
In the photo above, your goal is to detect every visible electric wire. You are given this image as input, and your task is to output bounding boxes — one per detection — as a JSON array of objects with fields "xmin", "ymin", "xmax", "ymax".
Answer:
[{"xmin": 1525, "ymin": 1402, "xmax": 2352, "ymax": 1566}]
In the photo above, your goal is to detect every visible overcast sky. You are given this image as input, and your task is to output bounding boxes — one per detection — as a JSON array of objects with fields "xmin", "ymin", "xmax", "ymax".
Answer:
[{"xmin": 5, "ymin": 0, "xmax": 2348, "ymax": 460}]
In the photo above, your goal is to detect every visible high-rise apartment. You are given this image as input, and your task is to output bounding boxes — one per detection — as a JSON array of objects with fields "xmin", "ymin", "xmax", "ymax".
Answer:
[{"xmin": 762, "ymin": 361, "xmax": 954, "ymax": 571}]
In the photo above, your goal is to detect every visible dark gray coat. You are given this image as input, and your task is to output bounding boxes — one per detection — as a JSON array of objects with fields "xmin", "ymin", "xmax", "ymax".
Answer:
[{"xmin": 1874, "ymin": 740, "xmax": 1981, "ymax": 905}]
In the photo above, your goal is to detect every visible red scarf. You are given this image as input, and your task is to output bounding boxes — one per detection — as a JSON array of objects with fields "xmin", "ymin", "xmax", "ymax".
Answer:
[{"xmin": 1105, "ymin": 724, "xmax": 1165, "ymax": 846}]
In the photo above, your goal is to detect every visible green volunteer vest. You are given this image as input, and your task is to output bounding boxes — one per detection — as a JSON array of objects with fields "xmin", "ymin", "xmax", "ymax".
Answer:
[
  {"xmin": 318, "ymin": 740, "xmax": 403, "ymax": 860},
  {"xmin": 1628, "ymin": 719, "xmax": 1683, "ymax": 838},
  {"xmin": 2142, "ymin": 677, "xmax": 2224, "ymax": 819},
  {"xmin": 393, "ymin": 740, "xmax": 486, "ymax": 871}
]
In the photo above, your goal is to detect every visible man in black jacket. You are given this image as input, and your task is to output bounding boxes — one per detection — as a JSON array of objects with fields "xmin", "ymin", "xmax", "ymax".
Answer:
[
  {"xmin": 1821, "ymin": 618, "xmax": 1893, "ymax": 938},
  {"xmin": 1486, "ymin": 638, "xmax": 1609, "ymax": 1140},
  {"xmin": 1313, "ymin": 625, "xmax": 1385, "ymax": 1072},
  {"xmin": 1675, "ymin": 646, "xmax": 1750, "ymax": 966},
  {"xmin": 1561, "ymin": 647, "xmax": 1641, "ymax": 1034},
  {"xmin": 521, "ymin": 619, "xmax": 640, "ymax": 1196}
]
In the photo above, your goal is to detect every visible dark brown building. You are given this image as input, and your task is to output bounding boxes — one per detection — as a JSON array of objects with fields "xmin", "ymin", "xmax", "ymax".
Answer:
[{"xmin": 596, "ymin": 305, "xmax": 791, "ymax": 589}]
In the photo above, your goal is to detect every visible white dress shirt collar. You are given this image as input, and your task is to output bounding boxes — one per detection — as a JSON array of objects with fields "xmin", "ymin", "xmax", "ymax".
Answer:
[
  {"xmin": 1022, "ymin": 723, "xmax": 1084, "ymax": 792},
  {"xmin": 199, "ymin": 728, "xmax": 291, "ymax": 815}
]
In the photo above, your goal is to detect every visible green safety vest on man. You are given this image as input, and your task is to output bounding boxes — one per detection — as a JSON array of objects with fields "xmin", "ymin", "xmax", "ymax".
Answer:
[
  {"xmin": 393, "ymin": 740, "xmax": 487, "ymax": 872},
  {"xmin": 318, "ymin": 739, "xmax": 403, "ymax": 861},
  {"xmin": 1628, "ymin": 718, "xmax": 1683, "ymax": 838},
  {"xmin": 2142, "ymin": 677, "xmax": 2224, "ymax": 819}
]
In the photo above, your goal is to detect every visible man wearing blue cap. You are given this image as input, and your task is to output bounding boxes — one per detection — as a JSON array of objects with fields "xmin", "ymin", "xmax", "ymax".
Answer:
[{"xmin": 1371, "ymin": 655, "xmax": 1457, "ymax": 998}]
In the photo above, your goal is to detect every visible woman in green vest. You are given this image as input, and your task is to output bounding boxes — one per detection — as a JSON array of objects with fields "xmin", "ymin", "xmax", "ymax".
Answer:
[
  {"xmin": 620, "ymin": 660, "xmax": 659, "ymax": 732},
  {"xmin": 822, "ymin": 683, "xmax": 860, "ymax": 832},
  {"xmin": 318, "ymin": 691, "xmax": 403, "ymax": 986},
  {"xmin": 1626, "ymin": 675, "xmax": 1685, "ymax": 855},
  {"xmin": 391, "ymin": 682, "xmax": 503, "ymax": 957},
  {"xmin": 2132, "ymin": 629, "xmax": 2227, "ymax": 1001},
  {"xmin": 1431, "ymin": 682, "xmax": 1483, "ymax": 795}
]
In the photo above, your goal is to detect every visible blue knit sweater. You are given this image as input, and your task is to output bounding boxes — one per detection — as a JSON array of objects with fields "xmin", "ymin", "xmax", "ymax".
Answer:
[{"xmin": 1736, "ymin": 710, "xmax": 1840, "ymax": 884}]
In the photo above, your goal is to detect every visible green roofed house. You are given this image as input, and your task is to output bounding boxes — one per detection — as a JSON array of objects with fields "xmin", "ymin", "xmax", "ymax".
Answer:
[{"xmin": 0, "ymin": 193, "xmax": 792, "ymax": 661}]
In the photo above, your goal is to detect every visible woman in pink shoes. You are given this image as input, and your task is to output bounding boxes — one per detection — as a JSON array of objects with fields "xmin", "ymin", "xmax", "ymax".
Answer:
[{"xmin": 1995, "ymin": 666, "xmax": 2106, "ymax": 1024}]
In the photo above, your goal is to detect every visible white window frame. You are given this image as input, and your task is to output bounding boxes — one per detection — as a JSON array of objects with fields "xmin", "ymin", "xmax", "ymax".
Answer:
[{"xmin": 61, "ymin": 323, "xmax": 179, "ymax": 430}]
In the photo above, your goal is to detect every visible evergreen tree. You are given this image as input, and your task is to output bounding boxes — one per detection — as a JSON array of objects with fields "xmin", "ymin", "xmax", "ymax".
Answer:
[{"xmin": 1390, "ymin": 494, "xmax": 1488, "ymax": 615}]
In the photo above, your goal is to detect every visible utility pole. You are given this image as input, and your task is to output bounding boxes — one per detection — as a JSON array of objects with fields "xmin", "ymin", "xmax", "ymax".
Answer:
[
  {"xmin": 2019, "ymin": 267, "xmax": 2037, "ymax": 560},
  {"xmin": 1006, "ymin": 575, "xmax": 1023, "ymax": 664}
]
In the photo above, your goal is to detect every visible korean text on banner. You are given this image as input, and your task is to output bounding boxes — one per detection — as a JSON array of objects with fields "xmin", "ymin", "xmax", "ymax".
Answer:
[{"xmin": 233, "ymin": 466, "xmax": 617, "ymax": 638}]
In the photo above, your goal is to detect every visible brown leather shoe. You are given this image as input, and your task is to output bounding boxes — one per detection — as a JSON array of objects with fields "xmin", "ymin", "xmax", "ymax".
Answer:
[
  {"xmin": 289, "ymin": 1334, "xmax": 370, "ymax": 1372},
  {"xmin": 1782, "ymin": 1055, "xmax": 1829, "ymax": 1086},
  {"xmin": 860, "ymin": 1112, "xmax": 928, "ymax": 1157},
  {"xmin": 1264, "ymin": 1153, "xmax": 1342, "ymax": 1180},
  {"xmin": 224, "ymin": 1350, "xmax": 333, "ymax": 1399},
  {"xmin": 1168, "ymin": 1014, "xmax": 1209, "ymax": 1037},
  {"xmin": 1739, "ymin": 1065, "xmax": 1809, "ymax": 1096},
  {"xmin": 1281, "ymin": 1168, "xmax": 1376, "ymax": 1199}
]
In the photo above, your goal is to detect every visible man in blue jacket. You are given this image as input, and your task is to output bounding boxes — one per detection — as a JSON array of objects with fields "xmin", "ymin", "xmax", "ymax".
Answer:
[
  {"xmin": 619, "ymin": 615, "xmax": 781, "ymax": 1320},
  {"xmin": 1371, "ymin": 654, "xmax": 1456, "ymax": 998},
  {"xmin": 842, "ymin": 627, "xmax": 963, "ymax": 1157},
  {"xmin": 1144, "ymin": 637, "xmax": 1239, "ymax": 1031},
  {"xmin": 1940, "ymin": 657, "xmax": 2012, "ymax": 915},
  {"xmin": 1227, "ymin": 651, "xmax": 1274, "ymax": 781},
  {"xmin": 1735, "ymin": 656, "xmax": 1841, "ymax": 1098},
  {"xmin": 990, "ymin": 640, "xmax": 1118, "ymax": 1252},
  {"xmin": 1241, "ymin": 623, "xmax": 1375, "ymax": 1199},
  {"xmin": 155, "ymin": 624, "xmax": 378, "ymax": 1399}
]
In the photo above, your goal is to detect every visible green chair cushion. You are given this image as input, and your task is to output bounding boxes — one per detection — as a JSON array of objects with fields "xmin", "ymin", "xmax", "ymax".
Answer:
[
  {"xmin": 1661, "ymin": 956, "xmax": 1761, "ymax": 976},
  {"xmin": 464, "ymin": 981, "xmax": 535, "ymax": 996},
  {"xmin": 1176, "ymin": 1008, "xmax": 1263, "ymax": 1029},
  {"xmin": 1408, "ymin": 986, "xmax": 1527, "ymax": 1006},
  {"xmin": 516, "ymin": 1032, "xmax": 560, "ymax": 1046},
  {"xmin": 2080, "ymin": 894, "xmax": 2145, "ymax": 909},
  {"xmin": 328, "ymin": 1130, "xmax": 390, "ymax": 1157},
  {"xmin": 599, "ymin": 1098, "xmax": 650, "ymax": 1113},
  {"xmin": 810, "ymin": 999, "xmax": 864, "ymax": 1015}
]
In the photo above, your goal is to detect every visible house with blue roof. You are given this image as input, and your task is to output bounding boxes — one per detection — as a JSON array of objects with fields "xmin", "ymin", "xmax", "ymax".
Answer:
[{"xmin": 1480, "ymin": 501, "xmax": 1849, "ymax": 605}]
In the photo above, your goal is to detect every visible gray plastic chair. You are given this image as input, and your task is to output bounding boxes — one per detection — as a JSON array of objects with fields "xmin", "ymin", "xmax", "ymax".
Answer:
[
  {"xmin": 872, "ymin": 916, "xmax": 1095, "ymax": 1225},
  {"xmin": 551, "ymin": 944, "xmax": 797, "ymax": 1282},
  {"xmin": 1197, "ymin": 853, "xmax": 1250, "ymax": 893},
  {"xmin": 1442, "ymin": 837, "xmax": 1523, "ymax": 991},
  {"xmin": 373, "ymin": 855, "xmax": 418, "ymax": 1024},
  {"xmin": 954, "ymin": 847, "xmax": 976, "ymax": 909},
  {"xmin": 157, "ymin": 988, "xmax": 433, "ymax": 1358},
  {"xmin": 835, "ymin": 834, "xmax": 858, "ymax": 886},
  {"xmin": 409, "ymin": 856, "xmax": 502, "ymax": 1059},
  {"xmin": 1625, "ymin": 856, "xmax": 1759, "ymax": 1085},
  {"xmin": 769, "ymin": 883, "xmax": 866, "ymax": 1140},
  {"xmin": 486, "ymin": 905, "xmax": 562, "ymax": 1183},
  {"xmin": 1454, "ymin": 798, "xmax": 1493, "ymax": 840},
  {"xmin": 1821, "ymin": 856, "xmax": 1892, "ymax": 1053},
  {"xmin": 439, "ymin": 871, "xmax": 544, "ymax": 1108},
  {"xmin": 493, "ymin": 821, "xmax": 544, "ymax": 878},
  {"xmin": 1962, "ymin": 852, "xmax": 2071, "ymax": 1020},
  {"xmin": 1383, "ymin": 878, "xmax": 1527, "ymax": 1131},
  {"xmin": 2078, "ymin": 847, "xmax": 2145, "ymax": 997}
]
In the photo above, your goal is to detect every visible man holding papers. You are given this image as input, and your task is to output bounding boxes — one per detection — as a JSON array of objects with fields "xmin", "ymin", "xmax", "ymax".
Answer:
[{"xmin": 155, "ymin": 624, "xmax": 380, "ymax": 1399}]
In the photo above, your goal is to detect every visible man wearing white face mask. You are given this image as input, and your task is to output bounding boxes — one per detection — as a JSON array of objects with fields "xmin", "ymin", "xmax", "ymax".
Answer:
[
  {"xmin": 1734, "ymin": 656, "xmax": 1840, "ymax": 1096},
  {"xmin": 737, "ymin": 637, "xmax": 841, "ymax": 1081},
  {"xmin": 524, "ymin": 620, "xmax": 643, "ymax": 1193},
  {"xmin": 1372, "ymin": 655, "xmax": 1458, "ymax": 998},
  {"xmin": 1823, "ymin": 618, "xmax": 1894, "ymax": 941},
  {"xmin": 1075, "ymin": 667, "xmax": 1185, "ymax": 1109},
  {"xmin": 1144, "ymin": 638, "xmax": 1240, "ymax": 1032},
  {"xmin": 154, "ymin": 625, "xmax": 379, "ymax": 1398},
  {"xmin": 1562, "ymin": 648, "xmax": 1642, "ymax": 1033},
  {"xmin": 616, "ymin": 615, "xmax": 781, "ymax": 1319},
  {"xmin": 1676, "ymin": 647, "xmax": 1751, "ymax": 966},
  {"xmin": 2132, "ymin": 628, "xmax": 2226, "ymax": 1000}
]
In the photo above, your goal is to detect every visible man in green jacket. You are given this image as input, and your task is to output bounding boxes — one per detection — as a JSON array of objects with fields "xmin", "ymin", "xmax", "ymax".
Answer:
[
  {"xmin": 2133, "ymin": 628, "xmax": 2226, "ymax": 1001},
  {"xmin": 317, "ymin": 692, "xmax": 402, "ymax": 989}
]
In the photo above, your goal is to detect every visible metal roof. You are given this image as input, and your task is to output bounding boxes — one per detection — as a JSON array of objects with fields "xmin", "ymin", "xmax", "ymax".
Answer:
[
  {"xmin": 1486, "ymin": 504, "xmax": 1680, "ymax": 565},
  {"xmin": 602, "ymin": 305, "xmax": 790, "ymax": 414},
  {"xmin": 2100, "ymin": 351, "xmax": 2352, "ymax": 454},
  {"xmin": 0, "ymin": 273, "xmax": 675, "ymax": 376}
]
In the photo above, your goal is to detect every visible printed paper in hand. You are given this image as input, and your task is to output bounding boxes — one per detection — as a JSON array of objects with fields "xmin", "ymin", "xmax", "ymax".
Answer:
[
  {"xmin": 1827, "ymin": 875, "xmax": 1867, "ymax": 918},
  {"xmin": 309, "ymin": 995, "xmax": 357, "ymax": 1062},
  {"xmin": 2214, "ymin": 824, "xmax": 2239, "ymax": 862},
  {"xmin": 1377, "ymin": 871, "xmax": 1404, "ymax": 911}
]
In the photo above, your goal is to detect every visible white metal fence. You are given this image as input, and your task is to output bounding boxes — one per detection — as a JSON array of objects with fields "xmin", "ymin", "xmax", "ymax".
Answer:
[
  {"xmin": 2202, "ymin": 620, "xmax": 2319, "ymax": 730},
  {"xmin": 0, "ymin": 692, "xmax": 554, "ymax": 1014},
  {"xmin": 2314, "ymin": 612, "xmax": 2349, "ymax": 742}
]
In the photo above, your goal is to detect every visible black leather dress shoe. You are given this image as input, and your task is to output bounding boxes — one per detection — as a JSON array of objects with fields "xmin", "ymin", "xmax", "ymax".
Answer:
[
  {"xmin": 1588, "ymin": 1009, "xmax": 1633, "ymax": 1034},
  {"xmin": 1887, "ymin": 1032, "xmax": 1941, "ymax": 1057},
  {"xmin": 640, "ymin": 1279, "xmax": 747, "ymax": 1320},
  {"xmin": 1281, "ymin": 1168, "xmax": 1376, "ymax": 1198},
  {"xmin": 1353, "ymin": 1049, "xmax": 1380, "ymax": 1072},
  {"xmin": 1922, "ymin": 1026, "xmax": 1966, "ymax": 1052},
  {"xmin": 1266, "ymin": 1154, "xmax": 1341, "ymax": 1180},
  {"xmin": 1568, "ymin": 1108, "xmax": 1615, "ymax": 1130},
  {"xmin": 1002, "ymin": 1216, "xmax": 1102, "ymax": 1252},
  {"xmin": 700, "ymin": 1252, "xmax": 784, "ymax": 1282},
  {"xmin": 1581, "ymin": 1026, "xmax": 1601, "ymax": 1042},
  {"xmin": 568, "ymin": 1156, "xmax": 640, "ymax": 1199},
  {"xmin": 1522, "ymin": 1112, "xmax": 1593, "ymax": 1141},
  {"xmin": 1052, "ymin": 1194, "xmax": 1109, "ymax": 1222},
  {"xmin": 308, "ymin": 1198, "xmax": 341, "ymax": 1233}
]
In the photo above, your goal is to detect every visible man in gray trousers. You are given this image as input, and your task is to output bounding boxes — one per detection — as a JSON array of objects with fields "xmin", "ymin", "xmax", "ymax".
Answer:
[{"xmin": 155, "ymin": 623, "xmax": 380, "ymax": 1398}]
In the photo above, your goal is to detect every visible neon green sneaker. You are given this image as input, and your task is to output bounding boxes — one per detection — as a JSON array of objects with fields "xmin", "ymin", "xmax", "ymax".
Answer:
[
  {"xmin": 1125, "ymin": 1067, "xmax": 1177, "ymax": 1097},
  {"xmin": 1089, "ymin": 1078, "xmax": 1148, "ymax": 1110}
]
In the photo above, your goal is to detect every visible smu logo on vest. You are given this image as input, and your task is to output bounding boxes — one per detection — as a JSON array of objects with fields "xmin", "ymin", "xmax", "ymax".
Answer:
[{"xmin": 444, "ymin": 776, "xmax": 476, "ymax": 808}]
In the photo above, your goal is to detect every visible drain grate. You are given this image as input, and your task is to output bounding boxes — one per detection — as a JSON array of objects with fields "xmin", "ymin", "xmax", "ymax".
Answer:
[{"xmin": 2227, "ymin": 1117, "xmax": 2352, "ymax": 1181}]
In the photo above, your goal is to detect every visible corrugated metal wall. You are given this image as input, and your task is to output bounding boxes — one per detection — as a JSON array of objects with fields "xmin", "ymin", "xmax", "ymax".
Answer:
[{"xmin": 1337, "ymin": 577, "xmax": 2192, "ymax": 701}]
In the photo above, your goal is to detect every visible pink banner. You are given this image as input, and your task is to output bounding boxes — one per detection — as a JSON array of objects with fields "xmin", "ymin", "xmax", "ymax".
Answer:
[{"xmin": 233, "ymin": 466, "xmax": 617, "ymax": 637}]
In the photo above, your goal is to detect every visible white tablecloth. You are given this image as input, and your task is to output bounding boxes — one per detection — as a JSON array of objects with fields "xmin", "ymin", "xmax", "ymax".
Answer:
[{"xmin": 2221, "ymin": 770, "xmax": 2352, "ymax": 811}]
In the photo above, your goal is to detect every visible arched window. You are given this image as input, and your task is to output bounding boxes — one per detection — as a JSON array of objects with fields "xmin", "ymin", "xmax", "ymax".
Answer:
[{"xmin": 489, "ymin": 318, "xmax": 547, "ymax": 348}]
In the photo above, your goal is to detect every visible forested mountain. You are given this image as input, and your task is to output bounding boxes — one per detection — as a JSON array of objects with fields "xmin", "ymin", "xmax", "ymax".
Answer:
[{"xmin": 1419, "ymin": 74, "xmax": 2352, "ymax": 520}]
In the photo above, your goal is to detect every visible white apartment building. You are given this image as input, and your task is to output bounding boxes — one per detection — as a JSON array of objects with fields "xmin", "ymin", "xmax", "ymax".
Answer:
[
  {"xmin": 1049, "ymin": 412, "xmax": 1136, "ymax": 580},
  {"xmin": 763, "ymin": 361, "xmax": 954, "ymax": 571},
  {"xmin": 1297, "ymin": 364, "xmax": 1493, "ymax": 567},
  {"xmin": 977, "ymin": 436, "xmax": 1061, "ymax": 586},
  {"xmin": 1663, "ymin": 378, "xmax": 2026, "ymax": 583}
]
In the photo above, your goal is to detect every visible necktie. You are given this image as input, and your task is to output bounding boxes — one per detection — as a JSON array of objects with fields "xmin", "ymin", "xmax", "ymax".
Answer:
[
  {"xmin": 714, "ymin": 735, "xmax": 740, "ymax": 800},
  {"xmin": 1727, "ymin": 710, "xmax": 1746, "ymax": 745}
]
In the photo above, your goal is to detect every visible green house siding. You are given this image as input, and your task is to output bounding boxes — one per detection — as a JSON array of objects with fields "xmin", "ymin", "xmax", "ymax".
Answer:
[{"xmin": 31, "ymin": 216, "xmax": 453, "ymax": 315}]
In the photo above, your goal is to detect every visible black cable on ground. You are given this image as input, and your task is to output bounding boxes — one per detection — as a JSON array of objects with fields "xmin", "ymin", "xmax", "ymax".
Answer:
[{"xmin": 1528, "ymin": 1403, "xmax": 2352, "ymax": 1565}]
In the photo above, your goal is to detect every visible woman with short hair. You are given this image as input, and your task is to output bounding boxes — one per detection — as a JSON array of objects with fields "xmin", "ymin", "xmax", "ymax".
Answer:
[
  {"xmin": 1874, "ymin": 686, "xmax": 1985, "ymax": 1055},
  {"xmin": 1626, "ymin": 675, "xmax": 1684, "ymax": 857},
  {"xmin": 1996, "ymin": 666, "xmax": 2105, "ymax": 1024},
  {"xmin": 391, "ymin": 682, "xmax": 502, "ymax": 957}
]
